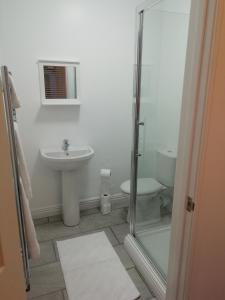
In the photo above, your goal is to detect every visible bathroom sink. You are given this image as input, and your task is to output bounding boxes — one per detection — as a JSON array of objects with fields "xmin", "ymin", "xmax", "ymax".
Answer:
[
  {"xmin": 40, "ymin": 146, "xmax": 94, "ymax": 171},
  {"xmin": 40, "ymin": 145, "xmax": 94, "ymax": 226}
]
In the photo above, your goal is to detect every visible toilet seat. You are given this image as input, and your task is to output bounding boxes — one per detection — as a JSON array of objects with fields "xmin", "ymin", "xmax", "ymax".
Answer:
[{"xmin": 120, "ymin": 178, "xmax": 163, "ymax": 195}]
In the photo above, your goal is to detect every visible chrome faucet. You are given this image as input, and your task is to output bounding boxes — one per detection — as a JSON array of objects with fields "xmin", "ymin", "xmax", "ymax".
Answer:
[{"xmin": 62, "ymin": 139, "xmax": 70, "ymax": 152}]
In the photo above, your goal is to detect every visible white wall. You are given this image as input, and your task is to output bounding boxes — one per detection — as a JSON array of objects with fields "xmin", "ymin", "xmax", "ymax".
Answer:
[
  {"xmin": 0, "ymin": 0, "xmax": 142, "ymax": 215},
  {"xmin": 0, "ymin": 46, "xmax": 2, "ymax": 65},
  {"xmin": 155, "ymin": 9, "xmax": 190, "ymax": 152},
  {"xmin": 155, "ymin": 0, "xmax": 191, "ymax": 14},
  {"xmin": 0, "ymin": 11, "xmax": 3, "ymax": 66},
  {"xmin": 138, "ymin": 0, "xmax": 191, "ymax": 178}
]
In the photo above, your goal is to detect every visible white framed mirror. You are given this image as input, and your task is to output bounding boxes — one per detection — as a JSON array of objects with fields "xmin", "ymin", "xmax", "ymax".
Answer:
[{"xmin": 38, "ymin": 60, "xmax": 80, "ymax": 105}]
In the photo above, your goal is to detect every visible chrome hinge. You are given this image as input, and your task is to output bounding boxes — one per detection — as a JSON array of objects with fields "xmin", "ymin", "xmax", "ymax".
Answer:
[{"xmin": 186, "ymin": 196, "xmax": 195, "ymax": 212}]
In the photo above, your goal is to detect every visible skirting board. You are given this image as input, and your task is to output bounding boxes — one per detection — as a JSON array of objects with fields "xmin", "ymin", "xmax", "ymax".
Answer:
[
  {"xmin": 32, "ymin": 193, "xmax": 129, "ymax": 219},
  {"xmin": 124, "ymin": 233, "xmax": 166, "ymax": 300}
]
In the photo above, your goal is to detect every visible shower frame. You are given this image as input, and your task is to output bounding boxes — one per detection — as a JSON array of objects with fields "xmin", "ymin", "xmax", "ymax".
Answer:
[{"xmin": 125, "ymin": 0, "xmax": 218, "ymax": 299}]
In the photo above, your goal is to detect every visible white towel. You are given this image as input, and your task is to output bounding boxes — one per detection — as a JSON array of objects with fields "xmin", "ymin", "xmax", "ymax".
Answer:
[
  {"xmin": 14, "ymin": 122, "xmax": 40, "ymax": 260},
  {"xmin": 8, "ymin": 73, "xmax": 21, "ymax": 109}
]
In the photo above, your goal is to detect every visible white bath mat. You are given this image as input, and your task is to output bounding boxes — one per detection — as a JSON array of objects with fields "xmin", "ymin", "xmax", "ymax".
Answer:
[{"xmin": 57, "ymin": 232, "xmax": 140, "ymax": 300}]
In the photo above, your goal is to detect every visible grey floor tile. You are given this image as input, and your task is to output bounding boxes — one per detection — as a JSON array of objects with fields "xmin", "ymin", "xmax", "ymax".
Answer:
[
  {"xmin": 28, "ymin": 262, "xmax": 65, "ymax": 299},
  {"xmin": 30, "ymin": 208, "xmax": 154, "ymax": 300},
  {"xmin": 79, "ymin": 208, "xmax": 127, "ymax": 233},
  {"xmin": 128, "ymin": 268, "xmax": 153, "ymax": 300},
  {"xmin": 80, "ymin": 207, "xmax": 100, "ymax": 216},
  {"xmin": 62, "ymin": 289, "xmax": 68, "ymax": 300},
  {"xmin": 30, "ymin": 291, "xmax": 64, "ymax": 300},
  {"xmin": 99, "ymin": 227, "xmax": 119, "ymax": 246},
  {"xmin": 111, "ymin": 223, "xmax": 129, "ymax": 243},
  {"xmin": 54, "ymin": 227, "xmax": 119, "ymax": 260},
  {"xmin": 114, "ymin": 244, "xmax": 134, "ymax": 269},
  {"xmin": 34, "ymin": 217, "xmax": 49, "ymax": 226},
  {"xmin": 36, "ymin": 222, "xmax": 80, "ymax": 242},
  {"xmin": 49, "ymin": 215, "xmax": 63, "ymax": 223},
  {"xmin": 81, "ymin": 227, "xmax": 119, "ymax": 246},
  {"xmin": 111, "ymin": 197, "xmax": 129, "ymax": 210},
  {"xmin": 30, "ymin": 241, "xmax": 56, "ymax": 268}
]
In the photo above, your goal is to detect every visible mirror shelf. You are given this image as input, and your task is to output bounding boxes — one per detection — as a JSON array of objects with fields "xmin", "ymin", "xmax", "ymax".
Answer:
[{"xmin": 38, "ymin": 60, "xmax": 80, "ymax": 106}]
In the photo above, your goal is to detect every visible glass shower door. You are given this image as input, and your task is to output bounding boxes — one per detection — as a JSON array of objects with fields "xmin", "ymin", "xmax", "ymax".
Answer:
[{"xmin": 131, "ymin": 1, "xmax": 191, "ymax": 280}]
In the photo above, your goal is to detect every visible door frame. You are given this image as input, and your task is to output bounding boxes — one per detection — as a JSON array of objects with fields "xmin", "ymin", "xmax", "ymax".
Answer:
[
  {"xmin": 166, "ymin": 1, "xmax": 218, "ymax": 299},
  {"xmin": 184, "ymin": 1, "xmax": 225, "ymax": 297}
]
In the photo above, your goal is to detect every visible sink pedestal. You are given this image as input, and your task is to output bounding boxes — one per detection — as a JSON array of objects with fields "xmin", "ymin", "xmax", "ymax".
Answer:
[{"xmin": 62, "ymin": 171, "xmax": 80, "ymax": 226}]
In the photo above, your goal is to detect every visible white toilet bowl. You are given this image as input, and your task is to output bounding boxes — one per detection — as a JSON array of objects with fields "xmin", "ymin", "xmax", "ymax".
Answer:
[
  {"xmin": 120, "ymin": 178, "xmax": 164, "ymax": 224},
  {"xmin": 121, "ymin": 148, "xmax": 177, "ymax": 224}
]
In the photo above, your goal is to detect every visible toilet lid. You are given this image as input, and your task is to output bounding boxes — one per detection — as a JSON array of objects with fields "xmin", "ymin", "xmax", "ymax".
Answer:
[{"xmin": 120, "ymin": 178, "xmax": 163, "ymax": 195}]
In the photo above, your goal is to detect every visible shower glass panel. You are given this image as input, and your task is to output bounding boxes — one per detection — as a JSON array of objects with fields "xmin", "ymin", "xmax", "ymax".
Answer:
[{"xmin": 133, "ymin": 1, "xmax": 191, "ymax": 280}]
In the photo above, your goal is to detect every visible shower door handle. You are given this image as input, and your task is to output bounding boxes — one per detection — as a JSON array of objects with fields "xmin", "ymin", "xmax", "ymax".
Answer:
[{"xmin": 136, "ymin": 153, "xmax": 142, "ymax": 157}]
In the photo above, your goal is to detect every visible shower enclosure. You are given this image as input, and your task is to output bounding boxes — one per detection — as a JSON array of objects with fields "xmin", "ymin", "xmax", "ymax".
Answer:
[{"xmin": 125, "ymin": 0, "xmax": 192, "ymax": 299}]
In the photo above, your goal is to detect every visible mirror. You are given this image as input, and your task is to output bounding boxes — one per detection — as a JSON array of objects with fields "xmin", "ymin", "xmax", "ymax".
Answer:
[{"xmin": 38, "ymin": 60, "xmax": 80, "ymax": 105}]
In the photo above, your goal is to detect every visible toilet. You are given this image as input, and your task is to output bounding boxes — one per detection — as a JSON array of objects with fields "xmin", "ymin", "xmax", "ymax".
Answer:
[{"xmin": 120, "ymin": 149, "xmax": 176, "ymax": 223}]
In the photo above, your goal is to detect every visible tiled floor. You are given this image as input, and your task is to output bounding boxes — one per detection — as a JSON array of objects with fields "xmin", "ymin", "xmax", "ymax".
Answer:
[{"xmin": 28, "ymin": 207, "xmax": 155, "ymax": 300}]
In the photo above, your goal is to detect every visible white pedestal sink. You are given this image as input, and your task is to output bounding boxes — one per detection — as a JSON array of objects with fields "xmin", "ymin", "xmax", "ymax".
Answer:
[{"xmin": 40, "ymin": 146, "xmax": 94, "ymax": 226}]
